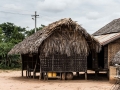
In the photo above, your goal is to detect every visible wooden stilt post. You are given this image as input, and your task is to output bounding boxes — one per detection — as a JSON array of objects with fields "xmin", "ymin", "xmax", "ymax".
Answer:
[
  {"xmin": 33, "ymin": 54, "xmax": 37, "ymax": 79},
  {"xmin": 62, "ymin": 72, "xmax": 66, "ymax": 80},
  {"xmin": 95, "ymin": 70, "xmax": 98, "ymax": 80},
  {"xmin": 21, "ymin": 55, "xmax": 23, "ymax": 77},
  {"xmin": 39, "ymin": 56, "xmax": 42, "ymax": 80},
  {"xmin": 85, "ymin": 71, "xmax": 87, "ymax": 80},
  {"xmin": 76, "ymin": 72, "xmax": 79, "ymax": 77}
]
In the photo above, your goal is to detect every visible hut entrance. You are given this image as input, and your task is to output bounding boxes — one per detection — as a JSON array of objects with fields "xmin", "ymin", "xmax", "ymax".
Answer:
[
  {"xmin": 97, "ymin": 46, "xmax": 108, "ymax": 69},
  {"xmin": 21, "ymin": 54, "xmax": 40, "ymax": 77},
  {"xmin": 87, "ymin": 46, "xmax": 108, "ymax": 70},
  {"xmin": 98, "ymin": 48, "xmax": 104, "ymax": 69},
  {"xmin": 87, "ymin": 53, "xmax": 93, "ymax": 69},
  {"xmin": 87, "ymin": 52, "xmax": 98, "ymax": 70},
  {"xmin": 95, "ymin": 46, "xmax": 109, "ymax": 79}
]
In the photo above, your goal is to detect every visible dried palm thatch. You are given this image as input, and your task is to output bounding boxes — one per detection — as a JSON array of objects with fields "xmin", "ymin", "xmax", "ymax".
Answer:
[
  {"xmin": 112, "ymin": 51, "xmax": 120, "ymax": 65},
  {"xmin": 8, "ymin": 18, "xmax": 101, "ymax": 57},
  {"xmin": 93, "ymin": 18, "xmax": 120, "ymax": 36}
]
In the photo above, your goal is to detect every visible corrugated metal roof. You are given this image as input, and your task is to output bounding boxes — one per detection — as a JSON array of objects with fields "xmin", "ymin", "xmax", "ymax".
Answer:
[{"xmin": 94, "ymin": 33, "xmax": 120, "ymax": 45}]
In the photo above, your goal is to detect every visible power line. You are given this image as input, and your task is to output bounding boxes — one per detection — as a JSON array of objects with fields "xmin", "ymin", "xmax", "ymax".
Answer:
[
  {"xmin": 0, "ymin": 6, "xmax": 34, "ymax": 13},
  {"xmin": 0, "ymin": 11, "xmax": 31, "ymax": 15},
  {"xmin": 0, "ymin": 10, "xmax": 56, "ymax": 21},
  {"xmin": 0, "ymin": 5, "xmax": 56, "ymax": 20}
]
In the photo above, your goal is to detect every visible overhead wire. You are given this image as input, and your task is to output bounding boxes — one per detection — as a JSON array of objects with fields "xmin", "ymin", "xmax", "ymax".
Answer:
[
  {"xmin": 0, "ymin": 11, "xmax": 31, "ymax": 15},
  {"xmin": 0, "ymin": 6, "xmax": 56, "ymax": 20}
]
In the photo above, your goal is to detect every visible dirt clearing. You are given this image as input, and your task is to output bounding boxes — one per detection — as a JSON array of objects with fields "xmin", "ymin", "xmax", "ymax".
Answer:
[{"xmin": 0, "ymin": 70, "xmax": 113, "ymax": 90}]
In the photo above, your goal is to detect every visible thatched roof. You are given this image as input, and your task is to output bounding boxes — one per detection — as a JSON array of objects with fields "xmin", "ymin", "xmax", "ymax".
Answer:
[
  {"xmin": 112, "ymin": 51, "xmax": 120, "ymax": 65},
  {"xmin": 8, "ymin": 18, "xmax": 101, "ymax": 56},
  {"xmin": 93, "ymin": 18, "xmax": 120, "ymax": 36}
]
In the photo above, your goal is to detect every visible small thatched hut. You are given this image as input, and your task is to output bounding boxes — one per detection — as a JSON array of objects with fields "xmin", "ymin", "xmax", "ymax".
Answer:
[
  {"xmin": 93, "ymin": 18, "xmax": 120, "ymax": 82},
  {"xmin": 9, "ymin": 18, "xmax": 101, "ymax": 80}
]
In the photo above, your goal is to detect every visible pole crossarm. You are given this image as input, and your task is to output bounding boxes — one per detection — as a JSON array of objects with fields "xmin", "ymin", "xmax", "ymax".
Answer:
[{"xmin": 31, "ymin": 11, "xmax": 39, "ymax": 33}]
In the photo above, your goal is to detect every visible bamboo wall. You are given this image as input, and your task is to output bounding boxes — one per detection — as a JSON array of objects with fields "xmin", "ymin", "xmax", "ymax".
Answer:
[{"xmin": 40, "ymin": 53, "xmax": 87, "ymax": 72}]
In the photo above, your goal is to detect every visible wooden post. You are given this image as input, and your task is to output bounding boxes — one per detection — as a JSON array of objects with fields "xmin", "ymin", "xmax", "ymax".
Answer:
[
  {"xmin": 62, "ymin": 72, "xmax": 66, "ymax": 80},
  {"xmin": 27, "ymin": 65, "xmax": 29, "ymax": 78},
  {"xmin": 21, "ymin": 55, "xmax": 23, "ymax": 77},
  {"xmin": 33, "ymin": 54, "xmax": 37, "ymax": 79},
  {"xmin": 76, "ymin": 72, "xmax": 79, "ymax": 77},
  {"xmin": 39, "ymin": 56, "xmax": 42, "ymax": 80},
  {"xmin": 60, "ymin": 72, "xmax": 62, "ymax": 80},
  {"xmin": 85, "ymin": 71, "xmax": 87, "ymax": 80},
  {"xmin": 95, "ymin": 70, "xmax": 98, "ymax": 80}
]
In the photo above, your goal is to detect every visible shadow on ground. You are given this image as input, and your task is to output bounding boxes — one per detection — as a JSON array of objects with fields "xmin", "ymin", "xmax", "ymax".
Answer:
[{"xmin": 11, "ymin": 73, "xmax": 109, "ymax": 82}]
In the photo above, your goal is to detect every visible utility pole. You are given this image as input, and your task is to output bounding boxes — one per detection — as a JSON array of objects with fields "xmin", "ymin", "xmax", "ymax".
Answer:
[{"xmin": 31, "ymin": 11, "xmax": 39, "ymax": 33}]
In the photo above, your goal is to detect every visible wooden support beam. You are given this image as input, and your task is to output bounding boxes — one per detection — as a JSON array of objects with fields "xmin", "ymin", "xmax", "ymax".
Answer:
[
  {"xmin": 21, "ymin": 55, "xmax": 23, "ymax": 77},
  {"xmin": 62, "ymin": 72, "xmax": 66, "ymax": 80},
  {"xmin": 85, "ymin": 71, "xmax": 87, "ymax": 80},
  {"xmin": 39, "ymin": 56, "xmax": 42, "ymax": 80},
  {"xmin": 76, "ymin": 72, "xmax": 79, "ymax": 77},
  {"xmin": 33, "ymin": 54, "xmax": 37, "ymax": 79},
  {"xmin": 95, "ymin": 70, "xmax": 98, "ymax": 80}
]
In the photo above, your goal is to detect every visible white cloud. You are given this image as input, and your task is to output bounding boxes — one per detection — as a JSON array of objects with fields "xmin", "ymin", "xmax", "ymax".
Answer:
[
  {"xmin": 0, "ymin": 0, "xmax": 120, "ymax": 34},
  {"xmin": 3, "ymin": 4, "xmax": 22, "ymax": 10},
  {"xmin": 37, "ymin": 0, "xmax": 67, "ymax": 12},
  {"xmin": 86, "ymin": 12, "xmax": 100, "ymax": 20}
]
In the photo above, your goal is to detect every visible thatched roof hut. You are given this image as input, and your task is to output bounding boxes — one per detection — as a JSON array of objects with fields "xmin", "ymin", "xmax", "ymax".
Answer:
[
  {"xmin": 112, "ymin": 51, "xmax": 120, "ymax": 65},
  {"xmin": 93, "ymin": 18, "xmax": 120, "ymax": 36},
  {"xmin": 8, "ymin": 18, "xmax": 101, "ymax": 57}
]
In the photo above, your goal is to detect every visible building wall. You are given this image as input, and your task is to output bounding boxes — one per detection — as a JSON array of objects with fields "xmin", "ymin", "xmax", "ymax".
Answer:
[
  {"xmin": 108, "ymin": 38, "xmax": 120, "ymax": 67},
  {"xmin": 109, "ymin": 66, "xmax": 117, "ymax": 83},
  {"xmin": 104, "ymin": 45, "xmax": 108, "ymax": 68},
  {"xmin": 108, "ymin": 38, "xmax": 120, "ymax": 82}
]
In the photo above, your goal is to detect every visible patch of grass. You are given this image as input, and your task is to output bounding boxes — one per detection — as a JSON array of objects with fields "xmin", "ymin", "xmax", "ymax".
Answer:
[{"xmin": 0, "ymin": 67, "xmax": 21, "ymax": 71}]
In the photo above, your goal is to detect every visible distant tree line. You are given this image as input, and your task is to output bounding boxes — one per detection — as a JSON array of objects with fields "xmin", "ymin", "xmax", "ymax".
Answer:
[{"xmin": 0, "ymin": 22, "xmax": 45, "ymax": 69}]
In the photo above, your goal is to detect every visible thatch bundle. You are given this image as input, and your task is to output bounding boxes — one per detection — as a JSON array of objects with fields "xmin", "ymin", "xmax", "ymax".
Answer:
[
  {"xmin": 112, "ymin": 51, "xmax": 120, "ymax": 65},
  {"xmin": 8, "ymin": 18, "xmax": 101, "ymax": 57}
]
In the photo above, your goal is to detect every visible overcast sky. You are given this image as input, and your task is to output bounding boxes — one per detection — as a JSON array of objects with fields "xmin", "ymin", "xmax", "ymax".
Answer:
[{"xmin": 0, "ymin": 0, "xmax": 120, "ymax": 34}]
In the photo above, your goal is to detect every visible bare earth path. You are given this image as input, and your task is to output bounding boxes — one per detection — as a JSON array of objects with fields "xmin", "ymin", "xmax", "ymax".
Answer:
[{"xmin": 0, "ymin": 70, "xmax": 113, "ymax": 90}]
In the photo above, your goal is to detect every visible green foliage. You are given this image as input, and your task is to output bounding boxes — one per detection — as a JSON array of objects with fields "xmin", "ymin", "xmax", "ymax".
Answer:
[
  {"xmin": 0, "ymin": 55, "xmax": 21, "ymax": 69},
  {"xmin": 0, "ymin": 22, "xmax": 26, "ymax": 43},
  {"xmin": 0, "ymin": 22, "xmax": 26, "ymax": 69},
  {"xmin": 0, "ymin": 42, "xmax": 13, "ymax": 56},
  {"xmin": 25, "ymin": 24, "xmax": 45, "ymax": 37},
  {"xmin": 0, "ymin": 22, "xmax": 45, "ymax": 69},
  {"xmin": 0, "ymin": 27, "xmax": 5, "ymax": 42}
]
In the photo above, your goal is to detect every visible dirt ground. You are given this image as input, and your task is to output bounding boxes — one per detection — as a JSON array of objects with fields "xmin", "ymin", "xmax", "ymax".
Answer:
[{"xmin": 0, "ymin": 70, "xmax": 113, "ymax": 90}]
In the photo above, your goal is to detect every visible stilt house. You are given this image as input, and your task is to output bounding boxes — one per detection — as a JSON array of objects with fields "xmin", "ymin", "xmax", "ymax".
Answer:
[{"xmin": 8, "ymin": 18, "xmax": 101, "ymax": 80}]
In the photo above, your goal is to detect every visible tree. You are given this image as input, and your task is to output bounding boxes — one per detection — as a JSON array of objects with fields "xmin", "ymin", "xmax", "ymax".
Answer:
[
  {"xmin": 10, "ymin": 26, "xmax": 25, "ymax": 44},
  {"xmin": 25, "ymin": 24, "xmax": 45, "ymax": 37},
  {"xmin": 0, "ymin": 22, "xmax": 45, "ymax": 69},
  {"xmin": 0, "ymin": 22, "xmax": 26, "ymax": 68},
  {"xmin": 0, "ymin": 22, "xmax": 26, "ymax": 43},
  {"xmin": 0, "ymin": 27, "xmax": 4, "ymax": 42}
]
